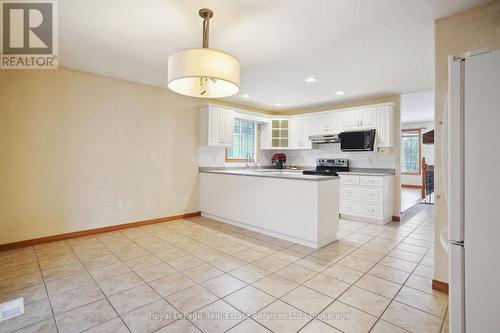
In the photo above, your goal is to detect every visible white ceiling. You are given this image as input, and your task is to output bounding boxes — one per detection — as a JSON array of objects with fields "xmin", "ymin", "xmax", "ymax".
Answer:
[{"xmin": 59, "ymin": 0, "xmax": 488, "ymax": 111}]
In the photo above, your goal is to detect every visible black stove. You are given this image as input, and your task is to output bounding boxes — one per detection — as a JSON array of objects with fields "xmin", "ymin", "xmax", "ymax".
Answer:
[{"xmin": 303, "ymin": 158, "xmax": 349, "ymax": 176}]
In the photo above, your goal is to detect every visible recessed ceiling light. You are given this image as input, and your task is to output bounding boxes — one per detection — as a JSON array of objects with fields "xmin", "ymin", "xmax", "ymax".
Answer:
[
  {"xmin": 275, "ymin": 103, "xmax": 282, "ymax": 107},
  {"xmin": 242, "ymin": 94, "xmax": 250, "ymax": 98},
  {"xmin": 305, "ymin": 76, "xmax": 316, "ymax": 83},
  {"xmin": 336, "ymin": 90, "xmax": 345, "ymax": 95}
]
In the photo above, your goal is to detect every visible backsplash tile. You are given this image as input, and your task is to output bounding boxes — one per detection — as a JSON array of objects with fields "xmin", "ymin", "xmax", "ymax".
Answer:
[{"xmin": 200, "ymin": 144, "xmax": 397, "ymax": 169}]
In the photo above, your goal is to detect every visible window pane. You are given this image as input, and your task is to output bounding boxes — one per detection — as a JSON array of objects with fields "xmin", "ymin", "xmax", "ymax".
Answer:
[
  {"xmin": 227, "ymin": 119, "xmax": 256, "ymax": 160},
  {"xmin": 401, "ymin": 131, "xmax": 420, "ymax": 173}
]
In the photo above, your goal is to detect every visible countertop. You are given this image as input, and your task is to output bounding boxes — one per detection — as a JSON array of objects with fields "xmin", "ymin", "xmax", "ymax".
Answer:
[{"xmin": 199, "ymin": 169, "xmax": 339, "ymax": 181}]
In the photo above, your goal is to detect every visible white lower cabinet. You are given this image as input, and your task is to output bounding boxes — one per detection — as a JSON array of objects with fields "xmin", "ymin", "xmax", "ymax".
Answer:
[{"xmin": 339, "ymin": 174, "xmax": 394, "ymax": 224}]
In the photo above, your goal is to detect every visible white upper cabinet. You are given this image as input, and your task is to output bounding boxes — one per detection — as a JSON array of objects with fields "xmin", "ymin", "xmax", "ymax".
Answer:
[
  {"xmin": 376, "ymin": 105, "xmax": 394, "ymax": 149},
  {"xmin": 342, "ymin": 110, "xmax": 360, "ymax": 130},
  {"xmin": 359, "ymin": 107, "xmax": 377, "ymax": 129},
  {"xmin": 223, "ymin": 110, "xmax": 235, "ymax": 145},
  {"xmin": 200, "ymin": 106, "xmax": 235, "ymax": 146},
  {"xmin": 342, "ymin": 107, "xmax": 377, "ymax": 130},
  {"xmin": 290, "ymin": 115, "xmax": 312, "ymax": 148},
  {"xmin": 311, "ymin": 112, "xmax": 342, "ymax": 135},
  {"xmin": 201, "ymin": 103, "xmax": 394, "ymax": 150}
]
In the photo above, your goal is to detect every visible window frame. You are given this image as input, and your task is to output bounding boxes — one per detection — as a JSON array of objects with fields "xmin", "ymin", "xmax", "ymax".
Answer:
[
  {"xmin": 401, "ymin": 128, "xmax": 422, "ymax": 175},
  {"xmin": 225, "ymin": 118, "xmax": 258, "ymax": 163}
]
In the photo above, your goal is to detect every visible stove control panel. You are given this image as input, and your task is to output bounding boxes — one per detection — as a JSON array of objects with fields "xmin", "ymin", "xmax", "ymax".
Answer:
[{"xmin": 316, "ymin": 158, "xmax": 349, "ymax": 168}]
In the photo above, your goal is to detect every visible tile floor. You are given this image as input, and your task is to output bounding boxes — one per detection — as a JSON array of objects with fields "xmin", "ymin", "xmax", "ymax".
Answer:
[{"xmin": 0, "ymin": 204, "xmax": 447, "ymax": 333}]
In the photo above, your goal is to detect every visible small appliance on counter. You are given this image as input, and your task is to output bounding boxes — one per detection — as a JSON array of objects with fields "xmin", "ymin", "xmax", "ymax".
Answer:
[
  {"xmin": 303, "ymin": 158, "xmax": 349, "ymax": 176},
  {"xmin": 340, "ymin": 129, "xmax": 376, "ymax": 151}
]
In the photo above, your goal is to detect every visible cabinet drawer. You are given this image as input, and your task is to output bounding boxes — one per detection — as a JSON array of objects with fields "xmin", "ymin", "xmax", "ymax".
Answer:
[
  {"xmin": 340, "ymin": 201, "xmax": 382, "ymax": 218},
  {"xmin": 359, "ymin": 176, "xmax": 383, "ymax": 187},
  {"xmin": 340, "ymin": 175, "xmax": 360, "ymax": 185},
  {"xmin": 340, "ymin": 186, "xmax": 382, "ymax": 202}
]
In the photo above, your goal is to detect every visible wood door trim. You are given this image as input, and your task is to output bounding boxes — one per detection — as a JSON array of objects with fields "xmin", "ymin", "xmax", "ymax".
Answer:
[
  {"xmin": 0, "ymin": 211, "xmax": 201, "ymax": 251},
  {"xmin": 432, "ymin": 279, "xmax": 449, "ymax": 294}
]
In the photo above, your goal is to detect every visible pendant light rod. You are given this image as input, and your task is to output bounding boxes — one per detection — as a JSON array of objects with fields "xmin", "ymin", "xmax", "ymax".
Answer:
[{"xmin": 199, "ymin": 8, "xmax": 213, "ymax": 48}]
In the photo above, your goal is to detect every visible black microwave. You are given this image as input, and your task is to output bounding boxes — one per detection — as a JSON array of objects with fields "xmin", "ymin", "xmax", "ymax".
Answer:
[{"xmin": 340, "ymin": 129, "xmax": 376, "ymax": 151}]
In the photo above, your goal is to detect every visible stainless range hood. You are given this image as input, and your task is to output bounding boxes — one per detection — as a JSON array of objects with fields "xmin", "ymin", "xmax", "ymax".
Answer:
[{"xmin": 309, "ymin": 134, "xmax": 340, "ymax": 144}]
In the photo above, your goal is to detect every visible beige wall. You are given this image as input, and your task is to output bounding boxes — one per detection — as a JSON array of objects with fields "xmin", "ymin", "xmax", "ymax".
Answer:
[
  {"xmin": 434, "ymin": 0, "xmax": 500, "ymax": 282},
  {"xmin": 0, "ymin": 68, "xmax": 204, "ymax": 244}
]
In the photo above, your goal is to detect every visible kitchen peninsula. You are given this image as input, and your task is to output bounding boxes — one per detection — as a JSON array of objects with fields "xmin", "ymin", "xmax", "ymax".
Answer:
[{"xmin": 199, "ymin": 169, "xmax": 339, "ymax": 248}]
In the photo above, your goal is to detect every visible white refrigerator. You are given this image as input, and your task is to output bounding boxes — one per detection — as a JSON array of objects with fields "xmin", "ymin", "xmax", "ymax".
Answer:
[{"xmin": 447, "ymin": 49, "xmax": 500, "ymax": 333}]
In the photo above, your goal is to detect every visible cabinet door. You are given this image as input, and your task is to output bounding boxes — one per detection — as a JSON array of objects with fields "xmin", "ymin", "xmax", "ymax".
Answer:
[
  {"xmin": 299, "ymin": 116, "xmax": 312, "ymax": 146},
  {"xmin": 311, "ymin": 114, "xmax": 326, "ymax": 135},
  {"xmin": 342, "ymin": 110, "xmax": 360, "ymax": 130},
  {"xmin": 328, "ymin": 112, "xmax": 343, "ymax": 133},
  {"xmin": 208, "ymin": 107, "xmax": 223, "ymax": 145},
  {"xmin": 377, "ymin": 105, "xmax": 394, "ymax": 148},
  {"xmin": 271, "ymin": 118, "xmax": 289, "ymax": 148},
  {"xmin": 222, "ymin": 109, "xmax": 235, "ymax": 145},
  {"xmin": 290, "ymin": 117, "xmax": 300, "ymax": 148},
  {"xmin": 359, "ymin": 107, "xmax": 377, "ymax": 129},
  {"xmin": 279, "ymin": 119, "xmax": 289, "ymax": 147},
  {"xmin": 260, "ymin": 122, "xmax": 272, "ymax": 149}
]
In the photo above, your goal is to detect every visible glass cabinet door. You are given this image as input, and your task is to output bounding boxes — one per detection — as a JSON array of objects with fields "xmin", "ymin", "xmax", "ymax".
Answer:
[{"xmin": 271, "ymin": 119, "xmax": 289, "ymax": 148}]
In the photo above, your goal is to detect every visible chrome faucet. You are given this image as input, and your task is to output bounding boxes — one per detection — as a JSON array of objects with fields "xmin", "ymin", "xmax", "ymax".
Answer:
[{"xmin": 245, "ymin": 153, "xmax": 252, "ymax": 169}]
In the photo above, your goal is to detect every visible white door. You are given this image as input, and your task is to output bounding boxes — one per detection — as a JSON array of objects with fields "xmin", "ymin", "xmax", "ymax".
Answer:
[
  {"xmin": 359, "ymin": 107, "xmax": 377, "ymax": 129},
  {"xmin": 463, "ymin": 50, "xmax": 500, "ymax": 333},
  {"xmin": 342, "ymin": 110, "xmax": 360, "ymax": 130}
]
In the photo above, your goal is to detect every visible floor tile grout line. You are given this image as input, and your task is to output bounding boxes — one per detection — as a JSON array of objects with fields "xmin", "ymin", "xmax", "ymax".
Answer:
[
  {"xmin": 9, "ymin": 206, "xmax": 441, "ymax": 333},
  {"xmin": 1, "ymin": 246, "xmax": 60, "ymax": 333},
  {"xmin": 94, "ymin": 225, "xmax": 252, "ymax": 333},
  {"xmin": 369, "ymin": 212, "xmax": 442, "ymax": 332},
  {"xmin": 32, "ymin": 245, "xmax": 60, "ymax": 333},
  {"xmin": 305, "ymin": 210, "xmax": 439, "ymax": 332},
  {"xmin": 64, "ymin": 239, "xmax": 133, "ymax": 333}
]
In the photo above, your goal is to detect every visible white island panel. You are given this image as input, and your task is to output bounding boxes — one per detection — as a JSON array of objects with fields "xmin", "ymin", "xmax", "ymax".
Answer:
[{"xmin": 199, "ymin": 172, "xmax": 339, "ymax": 248}]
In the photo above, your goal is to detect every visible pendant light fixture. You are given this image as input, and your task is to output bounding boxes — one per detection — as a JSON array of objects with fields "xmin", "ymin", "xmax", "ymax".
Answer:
[{"xmin": 167, "ymin": 8, "xmax": 240, "ymax": 98}]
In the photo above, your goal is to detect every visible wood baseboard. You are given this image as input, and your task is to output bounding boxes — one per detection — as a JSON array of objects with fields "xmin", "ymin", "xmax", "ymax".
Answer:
[
  {"xmin": 432, "ymin": 279, "xmax": 449, "ymax": 294},
  {"xmin": 0, "ymin": 211, "xmax": 201, "ymax": 252},
  {"xmin": 392, "ymin": 216, "xmax": 401, "ymax": 221},
  {"xmin": 401, "ymin": 184, "xmax": 422, "ymax": 188}
]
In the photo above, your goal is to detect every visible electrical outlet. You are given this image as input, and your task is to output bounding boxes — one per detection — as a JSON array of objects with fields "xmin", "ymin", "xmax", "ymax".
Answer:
[{"xmin": 116, "ymin": 200, "xmax": 123, "ymax": 209}]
